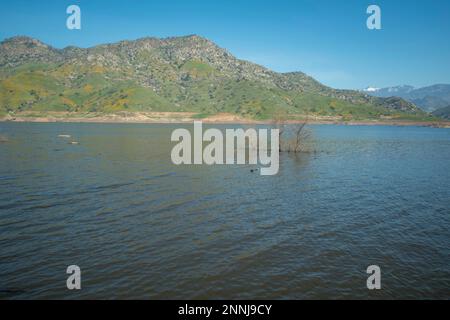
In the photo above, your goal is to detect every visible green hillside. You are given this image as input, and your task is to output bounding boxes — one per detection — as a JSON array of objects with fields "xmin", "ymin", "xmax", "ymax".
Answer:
[
  {"xmin": 0, "ymin": 35, "xmax": 434, "ymax": 121},
  {"xmin": 432, "ymin": 106, "xmax": 450, "ymax": 120}
]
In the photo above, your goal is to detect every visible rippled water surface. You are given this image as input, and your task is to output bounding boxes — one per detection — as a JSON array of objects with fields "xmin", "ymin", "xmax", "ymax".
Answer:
[{"xmin": 0, "ymin": 122, "xmax": 449, "ymax": 299}]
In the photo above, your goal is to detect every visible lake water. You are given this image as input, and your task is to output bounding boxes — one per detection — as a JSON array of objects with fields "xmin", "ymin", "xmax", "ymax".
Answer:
[{"xmin": 0, "ymin": 122, "xmax": 449, "ymax": 299}]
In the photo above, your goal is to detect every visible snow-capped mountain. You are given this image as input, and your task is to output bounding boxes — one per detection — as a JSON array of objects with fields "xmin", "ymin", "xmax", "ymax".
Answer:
[
  {"xmin": 363, "ymin": 85, "xmax": 415, "ymax": 96},
  {"xmin": 363, "ymin": 86, "xmax": 380, "ymax": 93},
  {"xmin": 362, "ymin": 84, "xmax": 450, "ymax": 112}
]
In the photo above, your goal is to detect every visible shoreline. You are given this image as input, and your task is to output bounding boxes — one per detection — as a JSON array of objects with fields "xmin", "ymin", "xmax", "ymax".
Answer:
[{"xmin": 1, "ymin": 112, "xmax": 449, "ymax": 128}]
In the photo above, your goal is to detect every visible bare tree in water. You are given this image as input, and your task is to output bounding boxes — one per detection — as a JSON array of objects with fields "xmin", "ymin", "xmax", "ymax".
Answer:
[{"xmin": 272, "ymin": 112, "xmax": 310, "ymax": 153}]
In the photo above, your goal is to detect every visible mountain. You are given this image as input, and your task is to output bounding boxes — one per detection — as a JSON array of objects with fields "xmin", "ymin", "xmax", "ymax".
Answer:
[
  {"xmin": 432, "ymin": 105, "xmax": 450, "ymax": 120},
  {"xmin": 0, "ymin": 35, "xmax": 427, "ymax": 120},
  {"xmin": 363, "ymin": 85, "xmax": 415, "ymax": 97},
  {"xmin": 363, "ymin": 86, "xmax": 381, "ymax": 93},
  {"xmin": 363, "ymin": 84, "xmax": 450, "ymax": 112}
]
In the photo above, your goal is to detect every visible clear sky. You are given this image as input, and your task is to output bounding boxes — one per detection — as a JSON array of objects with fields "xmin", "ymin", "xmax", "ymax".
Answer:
[{"xmin": 1, "ymin": 0, "xmax": 449, "ymax": 89}]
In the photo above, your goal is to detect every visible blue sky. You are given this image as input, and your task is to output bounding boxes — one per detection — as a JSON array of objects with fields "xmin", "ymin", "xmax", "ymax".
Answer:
[{"xmin": 1, "ymin": 0, "xmax": 449, "ymax": 89}]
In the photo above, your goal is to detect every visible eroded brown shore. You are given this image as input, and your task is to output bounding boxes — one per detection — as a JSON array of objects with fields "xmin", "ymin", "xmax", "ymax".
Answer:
[{"xmin": 1, "ymin": 111, "xmax": 449, "ymax": 128}]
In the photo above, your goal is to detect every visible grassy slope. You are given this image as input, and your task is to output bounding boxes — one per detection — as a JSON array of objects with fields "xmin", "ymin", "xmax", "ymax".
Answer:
[
  {"xmin": 432, "ymin": 106, "xmax": 450, "ymax": 120},
  {"xmin": 0, "ymin": 62, "xmax": 436, "ymax": 121}
]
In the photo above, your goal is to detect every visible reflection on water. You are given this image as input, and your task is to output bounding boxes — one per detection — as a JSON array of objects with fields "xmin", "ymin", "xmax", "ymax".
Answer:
[{"xmin": 0, "ymin": 122, "xmax": 449, "ymax": 299}]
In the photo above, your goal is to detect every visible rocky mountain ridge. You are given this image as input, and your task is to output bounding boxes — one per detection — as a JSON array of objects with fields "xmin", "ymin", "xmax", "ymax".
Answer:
[{"xmin": 0, "ymin": 35, "xmax": 424, "ymax": 119}]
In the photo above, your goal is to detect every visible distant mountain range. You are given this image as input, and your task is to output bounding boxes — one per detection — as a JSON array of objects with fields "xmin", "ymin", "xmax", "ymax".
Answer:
[
  {"xmin": 363, "ymin": 84, "xmax": 450, "ymax": 113},
  {"xmin": 0, "ymin": 35, "xmax": 430, "ymax": 120}
]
